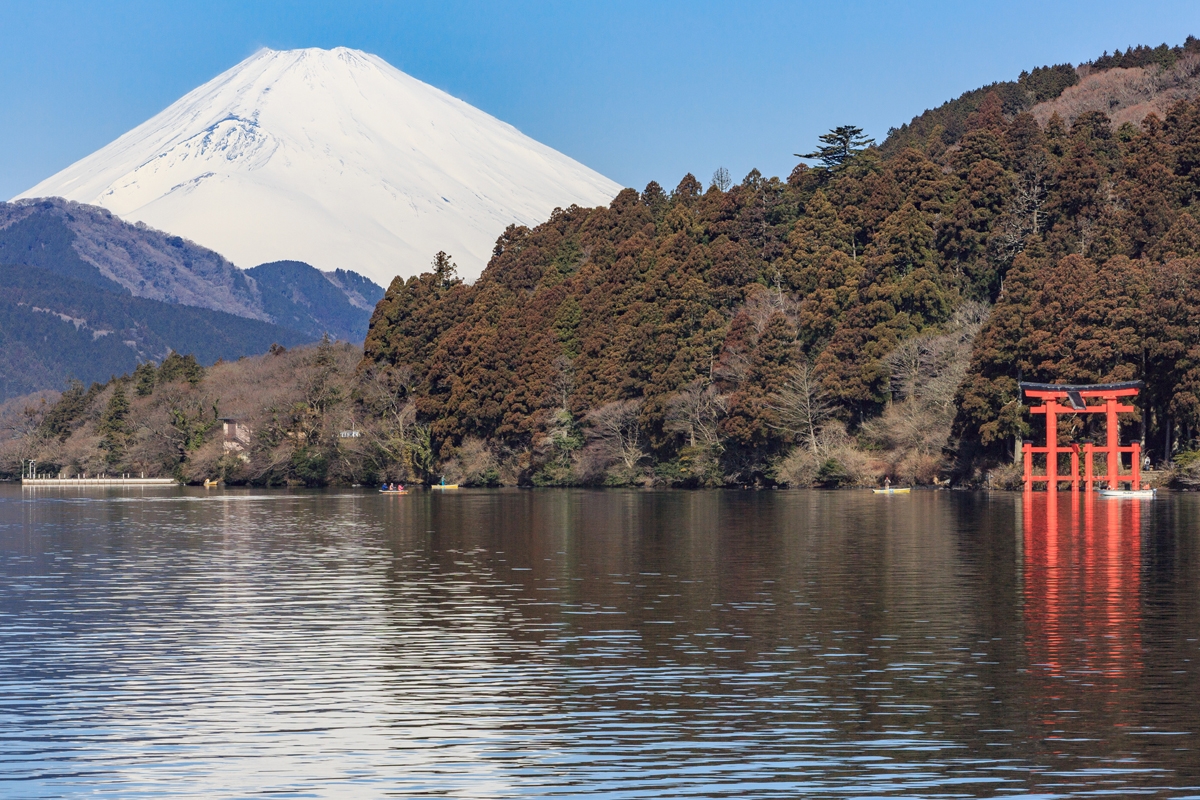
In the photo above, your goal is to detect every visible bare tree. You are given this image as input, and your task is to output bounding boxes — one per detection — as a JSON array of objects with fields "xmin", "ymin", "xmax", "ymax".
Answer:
[
  {"xmin": 360, "ymin": 365, "xmax": 416, "ymax": 433},
  {"xmin": 997, "ymin": 154, "xmax": 1050, "ymax": 263},
  {"xmin": 357, "ymin": 364, "xmax": 428, "ymax": 478},
  {"xmin": 664, "ymin": 380, "xmax": 727, "ymax": 450},
  {"xmin": 767, "ymin": 360, "xmax": 833, "ymax": 452},
  {"xmin": 741, "ymin": 284, "xmax": 798, "ymax": 335},
  {"xmin": 585, "ymin": 399, "xmax": 645, "ymax": 472},
  {"xmin": 0, "ymin": 393, "xmax": 53, "ymax": 440},
  {"xmin": 864, "ymin": 302, "xmax": 990, "ymax": 458},
  {"xmin": 0, "ymin": 392, "xmax": 57, "ymax": 475},
  {"xmin": 886, "ymin": 301, "xmax": 987, "ymax": 408},
  {"xmin": 550, "ymin": 356, "xmax": 574, "ymax": 411},
  {"xmin": 711, "ymin": 166, "xmax": 732, "ymax": 192}
]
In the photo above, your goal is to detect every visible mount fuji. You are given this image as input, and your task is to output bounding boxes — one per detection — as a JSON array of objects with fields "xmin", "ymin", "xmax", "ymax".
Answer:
[{"xmin": 16, "ymin": 47, "xmax": 622, "ymax": 285}]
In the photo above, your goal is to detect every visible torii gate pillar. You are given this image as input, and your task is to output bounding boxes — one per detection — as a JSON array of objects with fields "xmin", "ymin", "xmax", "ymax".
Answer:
[{"xmin": 1020, "ymin": 382, "xmax": 1144, "ymax": 492}]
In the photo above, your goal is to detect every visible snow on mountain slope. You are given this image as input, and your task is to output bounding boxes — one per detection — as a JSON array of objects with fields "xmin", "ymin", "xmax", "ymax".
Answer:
[{"xmin": 16, "ymin": 47, "xmax": 622, "ymax": 285}]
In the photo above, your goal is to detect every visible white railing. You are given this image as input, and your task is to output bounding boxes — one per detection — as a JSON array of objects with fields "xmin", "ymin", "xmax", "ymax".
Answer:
[{"xmin": 22, "ymin": 476, "xmax": 178, "ymax": 486}]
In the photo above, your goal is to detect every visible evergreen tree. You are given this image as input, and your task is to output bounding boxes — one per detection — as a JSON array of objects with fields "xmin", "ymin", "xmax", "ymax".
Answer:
[
  {"xmin": 38, "ymin": 381, "xmax": 99, "ymax": 441},
  {"xmin": 641, "ymin": 181, "xmax": 668, "ymax": 217},
  {"xmin": 133, "ymin": 362, "xmax": 157, "ymax": 397},
  {"xmin": 797, "ymin": 125, "xmax": 876, "ymax": 170},
  {"xmin": 157, "ymin": 352, "xmax": 203, "ymax": 385},
  {"xmin": 98, "ymin": 383, "xmax": 131, "ymax": 467},
  {"xmin": 431, "ymin": 251, "xmax": 461, "ymax": 290}
]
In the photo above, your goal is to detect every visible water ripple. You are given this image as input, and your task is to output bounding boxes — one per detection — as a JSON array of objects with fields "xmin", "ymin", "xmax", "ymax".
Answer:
[{"xmin": 1, "ymin": 487, "xmax": 1198, "ymax": 797}]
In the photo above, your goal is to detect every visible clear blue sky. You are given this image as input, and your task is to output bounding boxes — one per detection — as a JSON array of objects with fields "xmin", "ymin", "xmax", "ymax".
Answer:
[{"xmin": 4, "ymin": 0, "xmax": 1200, "ymax": 199}]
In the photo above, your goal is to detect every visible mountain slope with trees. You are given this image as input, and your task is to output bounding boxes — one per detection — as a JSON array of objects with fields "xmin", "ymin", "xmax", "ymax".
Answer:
[
  {"xmin": 360, "ymin": 38, "xmax": 1200, "ymax": 486},
  {"xmin": 0, "ymin": 199, "xmax": 386, "ymax": 398},
  {"xmin": 245, "ymin": 261, "xmax": 384, "ymax": 343},
  {"xmin": 0, "ymin": 198, "xmax": 384, "ymax": 341},
  {"xmin": 0, "ymin": 262, "xmax": 310, "ymax": 399},
  {"xmin": 14, "ymin": 37, "xmax": 1200, "ymax": 487},
  {"xmin": 883, "ymin": 36, "xmax": 1200, "ymax": 155}
]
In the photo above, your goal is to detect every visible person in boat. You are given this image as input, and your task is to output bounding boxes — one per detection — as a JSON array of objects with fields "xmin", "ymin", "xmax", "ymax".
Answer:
[
  {"xmin": 883, "ymin": 476, "xmax": 891, "ymax": 489},
  {"xmin": 381, "ymin": 482, "xmax": 388, "ymax": 491}
]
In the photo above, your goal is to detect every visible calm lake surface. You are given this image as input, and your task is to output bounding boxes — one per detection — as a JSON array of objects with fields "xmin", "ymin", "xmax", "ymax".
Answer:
[{"xmin": 1, "ymin": 486, "xmax": 1198, "ymax": 798}]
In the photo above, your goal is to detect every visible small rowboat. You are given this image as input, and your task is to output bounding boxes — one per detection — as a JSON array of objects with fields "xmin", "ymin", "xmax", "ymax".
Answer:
[
  {"xmin": 203, "ymin": 479, "xmax": 220, "ymax": 488},
  {"xmin": 379, "ymin": 489, "xmax": 409, "ymax": 494},
  {"xmin": 1099, "ymin": 488, "xmax": 1156, "ymax": 499},
  {"xmin": 873, "ymin": 486, "xmax": 911, "ymax": 495}
]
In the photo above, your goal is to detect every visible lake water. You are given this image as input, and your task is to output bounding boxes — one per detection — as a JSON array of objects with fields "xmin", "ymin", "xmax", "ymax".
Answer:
[{"xmin": 1, "ymin": 486, "xmax": 1198, "ymax": 798}]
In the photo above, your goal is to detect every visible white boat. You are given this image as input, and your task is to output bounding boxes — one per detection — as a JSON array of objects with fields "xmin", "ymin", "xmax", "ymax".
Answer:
[{"xmin": 1099, "ymin": 488, "xmax": 1156, "ymax": 499}]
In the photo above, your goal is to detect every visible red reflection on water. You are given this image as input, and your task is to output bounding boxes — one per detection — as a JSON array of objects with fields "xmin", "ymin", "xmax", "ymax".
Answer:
[{"xmin": 1023, "ymin": 492, "xmax": 1143, "ymax": 687}]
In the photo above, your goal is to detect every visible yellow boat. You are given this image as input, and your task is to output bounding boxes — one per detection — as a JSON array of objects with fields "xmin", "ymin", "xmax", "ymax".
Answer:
[
  {"xmin": 203, "ymin": 479, "xmax": 220, "ymax": 488},
  {"xmin": 873, "ymin": 486, "xmax": 911, "ymax": 495},
  {"xmin": 431, "ymin": 483, "xmax": 459, "ymax": 490}
]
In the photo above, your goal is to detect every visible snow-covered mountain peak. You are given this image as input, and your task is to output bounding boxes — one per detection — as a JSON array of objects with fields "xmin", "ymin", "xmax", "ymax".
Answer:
[{"xmin": 17, "ymin": 47, "xmax": 621, "ymax": 284}]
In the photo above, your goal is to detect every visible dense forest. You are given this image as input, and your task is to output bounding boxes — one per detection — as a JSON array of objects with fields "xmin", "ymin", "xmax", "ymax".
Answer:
[
  {"xmin": 362, "ymin": 79, "xmax": 1200, "ymax": 487},
  {"xmin": 10, "ymin": 39, "xmax": 1200, "ymax": 488}
]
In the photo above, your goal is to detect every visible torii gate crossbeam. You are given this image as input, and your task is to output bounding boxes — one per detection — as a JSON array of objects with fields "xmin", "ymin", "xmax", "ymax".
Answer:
[{"xmin": 1020, "ymin": 381, "xmax": 1144, "ymax": 492}]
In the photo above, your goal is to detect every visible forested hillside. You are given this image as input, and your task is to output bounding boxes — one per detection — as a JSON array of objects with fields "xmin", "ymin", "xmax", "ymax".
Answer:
[
  {"xmin": 363, "ymin": 75, "xmax": 1200, "ymax": 486},
  {"xmin": 0, "ymin": 198, "xmax": 384, "ymax": 341},
  {"xmin": 14, "ymin": 38, "xmax": 1200, "ymax": 488},
  {"xmin": 245, "ymin": 261, "xmax": 385, "ymax": 342},
  {"xmin": 0, "ymin": 263, "xmax": 310, "ymax": 399},
  {"xmin": 883, "ymin": 36, "xmax": 1200, "ymax": 154},
  {"xmin": 0, "ymin": 199, "xmax": 385, "ymax": 398}
]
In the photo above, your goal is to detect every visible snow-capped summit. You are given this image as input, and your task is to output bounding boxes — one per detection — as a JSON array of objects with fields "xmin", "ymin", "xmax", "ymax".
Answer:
[{"xmin": 16, "ymin": 47, "xmax": 622, "ymax": 284}]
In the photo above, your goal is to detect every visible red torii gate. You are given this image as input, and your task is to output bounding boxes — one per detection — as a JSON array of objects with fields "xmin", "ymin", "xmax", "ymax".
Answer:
[{"xmin": 1021, "ymin": 381, "xmax": 1144, "ymax": 492}]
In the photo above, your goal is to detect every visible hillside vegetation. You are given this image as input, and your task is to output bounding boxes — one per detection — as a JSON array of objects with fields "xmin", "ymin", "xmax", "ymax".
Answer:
[
  {"xmin": 0, "ymin": 199, "xmax": 385, "ymax": 398},
  {"xmin": 13, "ymin": 38, "xmax": 1200, "ymax": 488},
  {"xmin": 0, "ymin": 198, "xmax": 384, "ymax": 341},
  {"xmin": 883, "ymin": 36, "xmax": 1200, "ymax": 155},
  {"xmin": 0, "ymin": 341, "xmax": 372, "ymax": 485},
  {"xmin": 246, "ymin": 261, "xmax": 384, "ymax": 342},
  {"xmin": 1032, "ymin": 51, "xmax": 1200, "ymax": 130},
  {"xmin": 0, "ymin": 263, "xmax": 310, "ymax": 399},
  {"xmin": 362, "ymin": 90, "xmax": 1200, "ymax": 486}
]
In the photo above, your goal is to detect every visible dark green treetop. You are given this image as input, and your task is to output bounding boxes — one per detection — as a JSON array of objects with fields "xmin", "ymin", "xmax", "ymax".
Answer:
[{"xmin": 796, "ymin": 125, "xmax": 876, "ymax": 170}]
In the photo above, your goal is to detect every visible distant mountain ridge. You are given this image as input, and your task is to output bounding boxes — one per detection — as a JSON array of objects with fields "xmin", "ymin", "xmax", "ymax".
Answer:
[
  {"xmin": 0, "ymin": 262, "xmax": 310, "ymax": 399},
  {"xmin": 0, "ymin": 198, "xmax": 383, "ymax": 342},
  {"xmin": 246, "ymin": 261, "xmax": 382, "ymax": 342}
]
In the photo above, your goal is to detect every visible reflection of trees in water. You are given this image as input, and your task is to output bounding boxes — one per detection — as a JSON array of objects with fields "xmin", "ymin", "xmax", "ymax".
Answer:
[
  {"xmin": 372, "ymin": 490, "xmax": 1200, "ymax": 792},
  {"xmin": 381, "ymin": 489, "xmax": 980, "ymax": 662},
  {"xmin": 12, "ymin": 490, "xmax": 1200, "ymax": 794},
  {"xmin": 377, "ymin": 491, "xmax": 992, "ymax": 763}
]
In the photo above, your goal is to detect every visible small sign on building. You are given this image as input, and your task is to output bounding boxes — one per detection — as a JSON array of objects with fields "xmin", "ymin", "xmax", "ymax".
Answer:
[{"xmin": 339, "ymin": 430, "xmax": 361, "ymax": 438}]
